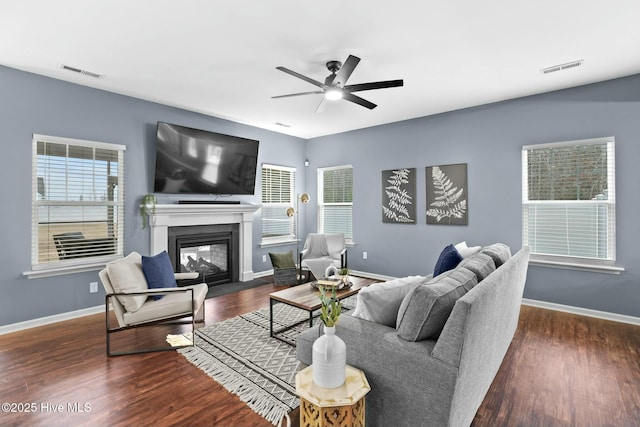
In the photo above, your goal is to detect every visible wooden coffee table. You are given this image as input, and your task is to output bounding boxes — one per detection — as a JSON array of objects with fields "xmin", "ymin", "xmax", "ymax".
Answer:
[{"xmin": 269, "ymin": 276, "xmax": 377, "ymax": 345}]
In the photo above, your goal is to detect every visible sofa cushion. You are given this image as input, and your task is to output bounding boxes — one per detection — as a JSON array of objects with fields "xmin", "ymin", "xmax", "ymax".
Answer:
[
  {"xmin": 426, "ymin": 266, "xmax": 478, "ymax": 292},
  {"xmin": 433, "ymin": 244, "xmax": 463, "ymax": 276},
  {"xmin": 454, "ymin": 241, "xmax": 482, "ymax": 258},
  {"xmin": 269, "ymin": 250, "xmax": 296, "ymax": 269},
  {"xmin": 106, "ymin": 252, "xmax": 148, "ymax": 313},
  {"xmin": 352, "ymin": 275, "xmax": 426, "ymax": 327},
  {"xmin": 458, "ymin": 252, "xmax": 496, "ymax": 282},
  {"xmin": 480, "ymin": 243, "xmax": 512, "ymax": 268},
  {"xmin": 396, "ymin": 268, "xmax": 477, "ymax": 341},
  {"xmin": 142, "ymin": 251, "xmax": 177, "ymax": 300}
]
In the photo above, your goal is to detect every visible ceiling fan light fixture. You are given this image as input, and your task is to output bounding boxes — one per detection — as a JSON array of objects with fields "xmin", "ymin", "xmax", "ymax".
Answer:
[{"xmin": 325, "ymin": 88, "xmax": 343, "ymax": 101}]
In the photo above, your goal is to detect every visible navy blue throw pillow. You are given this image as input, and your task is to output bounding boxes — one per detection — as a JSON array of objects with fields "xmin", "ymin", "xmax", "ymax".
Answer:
[
  {"xmin": 142, "ymin": 251, "xmax": 177, "ymax": 300},
  {"xmin": 433, "ymin": 244, "xmax": 463, "ymax": 277}
]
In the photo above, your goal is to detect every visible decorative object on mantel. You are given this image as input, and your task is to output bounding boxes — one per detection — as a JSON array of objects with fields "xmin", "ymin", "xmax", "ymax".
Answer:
[
  {"xmin": 286, "ymin": 193, "xmax": 310, "ymax": 283},
  {"xmin": 139, "ymin": 193, "xmax": 157, "ymax": 229},
  {"xmin": 426, "ymin": 163, "xmax": 468, "ymax": 225},
  {"xmin": 312, "ymin": 285, "xmax": 346, "ymax": 388},
  {"xmin": 382, "ymin": 167, "xmax": 416, "ymax": 223}
]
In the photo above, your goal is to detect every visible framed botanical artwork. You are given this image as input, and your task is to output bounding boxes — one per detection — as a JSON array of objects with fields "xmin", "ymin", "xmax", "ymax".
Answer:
[
  {"xmin": 382, "ymin": 168, "xmax": 416, "ymax": 223},
  {"xmin": 426, "ymin": 163, "xmax": 468, "ymax": 225}
]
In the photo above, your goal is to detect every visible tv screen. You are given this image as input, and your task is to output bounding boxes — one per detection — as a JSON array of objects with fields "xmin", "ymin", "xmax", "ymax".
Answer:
[{"xmin": 154, "ymin": 122, "xmax": 259, "ymax": 195}]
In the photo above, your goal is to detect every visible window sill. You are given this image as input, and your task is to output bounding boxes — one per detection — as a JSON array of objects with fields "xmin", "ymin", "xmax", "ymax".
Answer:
[
  {"xmin": 259, "ymin": 238, "xmax": 298, "ymax": 248},
  {"xmin": 528, "ymin": 256, "xmax": 624, "ymax": 275},
  {"xmin": 24, "ymin": 256, "xmax": 122, "ymax": 279}
]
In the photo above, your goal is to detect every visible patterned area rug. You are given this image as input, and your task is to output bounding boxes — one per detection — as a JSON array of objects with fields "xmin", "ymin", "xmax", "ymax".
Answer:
[{"xmin": 178, "ymin": 297, "xmax": 355, "ymax": 427}]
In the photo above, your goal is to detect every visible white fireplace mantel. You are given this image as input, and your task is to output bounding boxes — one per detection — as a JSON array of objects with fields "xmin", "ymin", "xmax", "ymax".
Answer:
[{"xmin": 149, "ymin": 204, "xmax": 261, "ymax": 282}]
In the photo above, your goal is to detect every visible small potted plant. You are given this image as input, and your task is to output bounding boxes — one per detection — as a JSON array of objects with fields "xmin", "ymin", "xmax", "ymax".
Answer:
[
  {"xmin": 139, "ymin": 193, "xmax": 157, "ymax": 229},
  {"xmin": 318, "ymin": 285, "xmax": 342, "ymax": 327}
]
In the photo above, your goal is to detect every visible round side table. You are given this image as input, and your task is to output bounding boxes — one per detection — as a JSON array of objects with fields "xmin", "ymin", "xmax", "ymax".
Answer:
[{"xmin": 295, "ymin": 365, "xmax": 370, "ymax": 427}]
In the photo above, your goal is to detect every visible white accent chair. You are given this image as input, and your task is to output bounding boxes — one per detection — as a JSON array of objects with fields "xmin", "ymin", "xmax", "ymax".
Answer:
[
  {"xmin": 300, "ymin": 233, "xmax": 348, "ymax": 280},
  {"xmin": 99, "ymin": 252, "xmax": 208, "ymax": 356}
]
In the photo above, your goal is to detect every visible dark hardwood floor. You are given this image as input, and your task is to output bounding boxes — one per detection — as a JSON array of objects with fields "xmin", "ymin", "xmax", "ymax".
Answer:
[{"xmin": 1, "ymin": 281, "xmax": 639, "ymax": 427}]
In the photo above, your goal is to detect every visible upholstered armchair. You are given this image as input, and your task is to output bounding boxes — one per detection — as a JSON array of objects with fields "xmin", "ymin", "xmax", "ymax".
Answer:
[
  {"xmin": 299, "ymin": 233, "xmax": 347, "ymax": 280},
  {"xmin": 99, "ymin": 251, "xmax": 208, "ymax": 356}
]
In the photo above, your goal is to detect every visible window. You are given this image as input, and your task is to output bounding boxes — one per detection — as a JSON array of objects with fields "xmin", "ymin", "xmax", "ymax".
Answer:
[
  {"xmin": 318, "ymin": 165, "xmax": 353, "ymax": 243},
  {"xmin": 522, "ymin": 137, "xmax": 621, "ymax": 272},
  {"xmin": 29, "ymin": 134, "xmax": 125, "ymax": 276},
  {"xmin": 261, "ymin": 164, "xmax": 296, "ymax": 244}
]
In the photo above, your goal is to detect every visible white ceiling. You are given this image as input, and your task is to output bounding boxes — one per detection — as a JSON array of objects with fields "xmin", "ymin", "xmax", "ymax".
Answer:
[{"xmin": 2, "ymin": 1, "xmax": 640, "ymax": 139}]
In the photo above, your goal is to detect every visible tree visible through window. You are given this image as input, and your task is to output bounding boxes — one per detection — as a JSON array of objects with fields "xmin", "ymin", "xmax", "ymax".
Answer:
[{"xmin": 522, "ymin": 137, "xmax": 615, "ymax": 263}]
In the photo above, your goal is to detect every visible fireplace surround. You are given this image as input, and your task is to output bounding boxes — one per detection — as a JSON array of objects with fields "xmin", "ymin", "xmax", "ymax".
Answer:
[
  {"xmin": 149, "ymin": 203, "xmax": 260, "ymax": 283},
  {"xmin": 168, "ymin": 223, "xmax": 239, "ymax": 286}
]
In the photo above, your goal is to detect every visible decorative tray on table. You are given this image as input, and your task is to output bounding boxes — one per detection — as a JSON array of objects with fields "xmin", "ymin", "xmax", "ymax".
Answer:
[{"xmin": 309, "ymin": 278, "xmax": 352, "ymax": 290}]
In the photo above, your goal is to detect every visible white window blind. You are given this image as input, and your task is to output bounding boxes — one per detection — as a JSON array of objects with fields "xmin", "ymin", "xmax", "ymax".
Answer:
[
  {"xmin": 318, "ymin": 165, "xmax": 353, "ymax": 242},
  {"xmin": 261, "ymin": 164, "xmax": 296, "ymax": 243},
  {"xmin": 31, "ymin": 134, "xmax": 125, "ymax": 271},
  {"xmin": 522, "ymin": 137, "xmax": 616, "ymax": 266}
]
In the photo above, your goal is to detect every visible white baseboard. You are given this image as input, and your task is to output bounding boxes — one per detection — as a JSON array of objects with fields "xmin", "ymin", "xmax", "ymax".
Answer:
[
  {"xmin": 11, "ymin": 277, "xmax": 635, "ymax": 335},
  {"xmin": 522, "ymin": 298, "xmax": 640, "ymax": 326},
  {"xmin": 0, "ymin": 305, "xmax": 105, "ymax": 335},
  {"xmin": 253, "ymin": 269, "xmax": 274, "ymax": 279}
]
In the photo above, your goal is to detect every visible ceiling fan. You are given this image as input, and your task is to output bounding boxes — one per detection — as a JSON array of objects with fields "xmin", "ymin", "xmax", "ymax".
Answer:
[{"xmin": 272, "ymin": 54, "xmax": 403, "ymax": 111}]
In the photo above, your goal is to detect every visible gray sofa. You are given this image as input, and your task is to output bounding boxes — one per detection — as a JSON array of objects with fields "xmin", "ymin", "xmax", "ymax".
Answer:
[{"xmin": 296, "ymin": 246, "xmax": 530, "ymax": 427}]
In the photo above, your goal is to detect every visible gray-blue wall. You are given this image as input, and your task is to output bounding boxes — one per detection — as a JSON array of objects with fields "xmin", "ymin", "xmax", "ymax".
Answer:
[
  {"xmin": 2, "ymin": 64, "xmax": 639, "ymax": 326},
  {"xmin": 306, "ymin": 74, "xmax": 640, "ymax": 318},
  {"xmin": 0, "ymin": 65, "xmax": 307, "ymax": 326}
]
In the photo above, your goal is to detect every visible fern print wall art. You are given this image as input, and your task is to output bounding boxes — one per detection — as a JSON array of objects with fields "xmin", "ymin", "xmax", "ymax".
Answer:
[
  {"xmin": 426, "ymin": 163, "xmax": 468, "ymax": 225},
  {"xmin": 382, "ymin": 168, "xmax": 416, "ymax": 223}
]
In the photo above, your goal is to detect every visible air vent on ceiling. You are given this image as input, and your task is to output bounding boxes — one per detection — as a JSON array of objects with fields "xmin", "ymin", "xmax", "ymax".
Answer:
[
  {"xmin": 541, "ymin": 60, "xmax": 583, "ymax": 75},
  {"xmin": 59, "ymin": 64, "xmax": 103, "ymax": 79},
  {"xmin": 273, "ymin": 122, "xmax": 291, "ymax": 128}
]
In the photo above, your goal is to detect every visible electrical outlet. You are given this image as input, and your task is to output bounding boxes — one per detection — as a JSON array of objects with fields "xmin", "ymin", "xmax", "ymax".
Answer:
[
  {"xmin": 262, "ymin": 254, "xmax": 267, "ymax": 262},
  {"xmin": 363, "ymin": 251, "xmax": 368, "ymax": 260},
  {"xmin": 89, "ymin": 282, "xmax": 98, "ymax": 293}
]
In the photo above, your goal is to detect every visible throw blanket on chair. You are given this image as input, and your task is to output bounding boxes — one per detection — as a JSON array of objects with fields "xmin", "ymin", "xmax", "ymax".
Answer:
[{"xmin": 302, "ymin": 234, "xmax": 333, "ymax": 280}]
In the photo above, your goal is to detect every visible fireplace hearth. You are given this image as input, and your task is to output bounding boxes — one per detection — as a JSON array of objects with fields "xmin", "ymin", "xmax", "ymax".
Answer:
[{"xmin": 168, "ymin": 224, "xmax": 239, "ymax": 287}]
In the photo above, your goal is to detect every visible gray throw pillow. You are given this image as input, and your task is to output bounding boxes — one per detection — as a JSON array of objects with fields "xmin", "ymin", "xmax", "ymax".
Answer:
[
  {"xmin": 352, "ymin": 275, "xmax": 426, "ymax": 327},
  {"xmin": 480, "ymin": 243, "xmax": 512, "ymax": 268},
  {"xmin": 396, "ymin": 268, "xmax": 477, "ymax": 341},
  {"xmin": 459, "ymin": 253, "xmax": 496, "ymax": 282}
]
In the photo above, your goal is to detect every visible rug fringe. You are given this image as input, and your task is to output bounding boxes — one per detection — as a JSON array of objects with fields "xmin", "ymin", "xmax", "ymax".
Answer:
[{"xmin": 179, "ymin": 347, "xmax": 293, "ymax": 427}]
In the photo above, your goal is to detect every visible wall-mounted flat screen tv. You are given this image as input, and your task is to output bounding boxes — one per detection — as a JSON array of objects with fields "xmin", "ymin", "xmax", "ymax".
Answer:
[{"xmin": 154, "ymin": 122, "xmax": 259, "ymax": 195}]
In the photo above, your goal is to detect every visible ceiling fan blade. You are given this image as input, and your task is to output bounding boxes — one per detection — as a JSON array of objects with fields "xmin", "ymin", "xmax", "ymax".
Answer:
[
  {"xmin": 316, "ymin": 98, "xmax": 327, "ymax": 113},
  {"xmin": 334, "ymin": 55, "xmax": 360, "ymax": 86},
  {"xmin": 343, "ymin": 92, "xmax": 377, "ymax": 109},
  {"xmin": 276, "ymin": 66, "xmax": 325, "ymax": 89},
  {"xmin": 344, "ymin": 79, "xmax": 404, "ymax": 93},
  {"xmin": 272, "ymin": 91, "xmax": 324, "ymax": 99}
]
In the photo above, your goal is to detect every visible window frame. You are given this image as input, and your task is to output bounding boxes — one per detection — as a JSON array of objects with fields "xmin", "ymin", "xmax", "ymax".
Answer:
[
  {"xmin": 260, "ymin": 163, "xmax": 297, "ymax": 246},
  {"xmin": 317, "ymin": 165, "xmax": 353, "ymax": 244},
  {"xmin": 522, "ymin": 136, "xmax": 623, "ymax": 274},
  {"xmin": 25, "ymin": 134, "xmax": 126, "ymax": 278}
]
